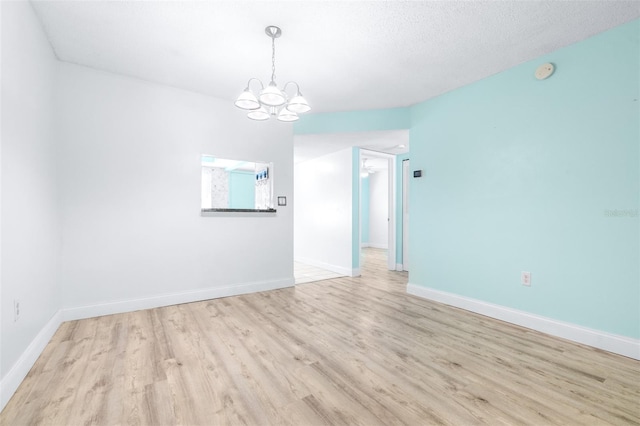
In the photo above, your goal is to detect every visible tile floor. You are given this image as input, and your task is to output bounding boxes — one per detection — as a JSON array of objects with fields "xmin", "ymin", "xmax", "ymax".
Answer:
[{"xmin": 294, "ymin": 262, "xmax": 345, "ymax": 284}]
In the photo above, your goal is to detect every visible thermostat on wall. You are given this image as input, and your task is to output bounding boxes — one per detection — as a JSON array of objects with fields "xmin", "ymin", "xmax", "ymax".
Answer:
[{"xmin": 535, "ymin": 63, "xmax": 555, "ymax": 80}]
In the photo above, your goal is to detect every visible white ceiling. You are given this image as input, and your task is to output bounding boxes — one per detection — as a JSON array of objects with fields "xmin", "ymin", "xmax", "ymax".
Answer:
[
  {"xmin": 31, "ymin": 1, "xmax": 640, "ymax": 115},
  {"xmin": 30, "ymin": 1, "xmax": 639, "ymax": 164}
]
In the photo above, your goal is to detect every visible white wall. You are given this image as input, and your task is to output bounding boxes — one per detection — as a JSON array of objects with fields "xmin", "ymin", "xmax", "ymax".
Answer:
[
  {"xmin": 294, "ymin": 148, "xmax": 354, "ymax": 275},
  {"xmin": 1, "ymin": 5, "xmax": 296, "ymax": 407},
  {"xmin": 369, "ymin": 168, "xmax": 389, "ymax": 249},
  {"xmin": 55, "ymin": 63, "xmax": 294, "ymax": 312},
  {"xmin": 1, "ymin": 0, "xmax": 60, "ymax": 383}
]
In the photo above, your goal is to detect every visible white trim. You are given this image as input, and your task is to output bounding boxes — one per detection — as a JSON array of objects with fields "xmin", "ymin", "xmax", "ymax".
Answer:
[
  {"xmin": 200, "ymin": 211, "xmax": 277, "ymax": 217},
  {"xmin": 367, "ymin": 242, "xmax": 388, "ymax": 249},
  {"xmin": 387, "ymin": 155, "xmax": 396, "ymax": 271},
  {"xmin": 0, "ymin": 311, "xmax": 63, "ymax": 411},
  {"xmin": 295, "ymin": 257, "xmax": 359, "ymax": 277},
  {"xmin": 62, "ymin": 278, "xmax": 294, "ymax": 322},
  {"xmin": 358, "ymin": 149, "xmax": 363, "ymax": 273},
  {"xmin": 407, "ymin": 283, "xmax": 640, "ymax": 360},
  {"xmin": 401, "ymin": 159, "xmax": 410, "ymax": 272},
  {"xmin": 396, "ymin": 263, "xmax": 404, "ymax": 271}
]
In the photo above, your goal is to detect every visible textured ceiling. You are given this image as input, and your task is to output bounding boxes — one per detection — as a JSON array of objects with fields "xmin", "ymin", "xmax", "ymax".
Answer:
[{"xmin": 31, "ymin": 1, "xmax": 640, "ymax": 114}]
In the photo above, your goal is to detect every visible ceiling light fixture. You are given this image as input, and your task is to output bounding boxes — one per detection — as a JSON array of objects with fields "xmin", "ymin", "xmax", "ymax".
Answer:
[
  {"xmin": 361, "ymin": 159, "xmax": 376, "ymax": 177},
  {"xmin": 235, "ymin": 26, "xmax": 310, "ymax": 122}
]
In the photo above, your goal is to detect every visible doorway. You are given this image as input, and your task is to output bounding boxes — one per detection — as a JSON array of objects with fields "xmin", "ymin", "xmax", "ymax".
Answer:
[
  {"xmin": 293, "ymin": 130, "xmax": 409, "ymax": 278},
  {"xmin": 359, "ymin": 150, "xmax": 396, "ymax": 271}
]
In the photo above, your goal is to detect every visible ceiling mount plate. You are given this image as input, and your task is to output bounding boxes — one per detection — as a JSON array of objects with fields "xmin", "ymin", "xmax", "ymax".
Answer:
[
  {"xmin": 535, "ymin": 62, "xmax": 555, "ymax": 80},
  {"xmin": 265, "ymin": 26, "xmax": 282, "ymax": 39}
]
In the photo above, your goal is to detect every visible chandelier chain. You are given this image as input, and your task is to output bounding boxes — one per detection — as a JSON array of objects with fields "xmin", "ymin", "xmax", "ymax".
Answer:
[{"xmin": 271, "ymin": 35, "xmax": 276, "ymax": 82}]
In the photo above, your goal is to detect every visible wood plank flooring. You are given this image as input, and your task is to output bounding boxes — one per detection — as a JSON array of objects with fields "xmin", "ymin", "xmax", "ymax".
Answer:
[{"xmin": 1, "ymin": 248, "xmax": 639, "ymax": 425}]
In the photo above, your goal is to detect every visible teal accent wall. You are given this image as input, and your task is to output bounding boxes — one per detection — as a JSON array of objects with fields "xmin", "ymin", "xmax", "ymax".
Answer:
[
  {"xmin": 361, "ymin": 176, "xmax": 370, "ymax": 244},
  {"xmin": 409, "ymin": 19, "xmax": 639, "ymax": 338},
  {"xmin": 352, "ymin": 147, "xmax": 361, "ymax": 270},
  {"xmin": 228, "ymin": 170, "xmax": 255, "ymax": 209},
  {"xmin": 396, "ymin": 153, "xmax": 410, "ymax": 265},
  {"xmin": 295, "ymin": 107, "xmax": 411, "ymax": 134}
]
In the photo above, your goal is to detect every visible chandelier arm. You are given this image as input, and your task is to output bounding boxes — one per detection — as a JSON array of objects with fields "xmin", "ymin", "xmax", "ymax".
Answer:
[
  {"xmin": 282, "ymin": 81, "xmax": 301, "ymax": 96},
  {"xmin": 246, "ymin": 77, "xmax": 264, "ymax": 91}
]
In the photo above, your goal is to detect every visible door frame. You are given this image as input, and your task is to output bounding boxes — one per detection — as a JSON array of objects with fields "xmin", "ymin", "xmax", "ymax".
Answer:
[
  {"xmin": 402, "ymin": 159, "xmax": 409, "ymax": 271},
  {"xmin": 359, "ymin": 149, "xmax": 396, "ymax": 271}
]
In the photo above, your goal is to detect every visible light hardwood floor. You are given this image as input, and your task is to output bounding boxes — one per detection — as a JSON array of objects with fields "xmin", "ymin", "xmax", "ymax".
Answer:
[{"xmin": 2, "ymin": 248, "xmax": 639, "ymax": 425}]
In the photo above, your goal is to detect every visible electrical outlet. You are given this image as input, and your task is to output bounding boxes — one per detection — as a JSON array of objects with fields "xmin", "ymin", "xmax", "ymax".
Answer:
[
  {"xmin": 521, "ymin": 272, "xmax": 531, "ymax": 287},
  {"xmin": 14, "ymin": 299, "xmax": 21, "ymax": 322}
]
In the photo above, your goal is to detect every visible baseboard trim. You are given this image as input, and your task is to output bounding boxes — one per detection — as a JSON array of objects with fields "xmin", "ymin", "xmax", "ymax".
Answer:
[
  {"xmin": 62, "ymin": 277, "xmax": 295, "ymax": 322},
  {"xmin": 396, "ymin": 263, "xmax": 403, "ymax": 271},
  {"xmin": 406, "ymin": 283, "xmax": 640, "ymax": 360},
  {"xmin": 368, "ymin": 243, "xmax": 388, "ymax": 249},
  {"xmin": 0, "ymin": 310, "xmax": 63, "ymax": 411},
  {"xmin": 295, "ymin": 257, "xmax": 358, "ymax": 277}
]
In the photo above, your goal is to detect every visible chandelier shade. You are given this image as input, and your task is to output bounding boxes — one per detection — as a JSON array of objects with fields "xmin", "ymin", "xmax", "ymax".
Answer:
[
  {"xmin": 277, "ymin": 108, "xmax": 298, "ymax": 122},
  {"xmin": 235, "ymin": 26, "xmax": 310, "ymax": 122},
  {"xmin": 234, "ymin": 88, "xmax": 260, "ymax": 110},
  {"xmin": 259, "ymin": 82, "xmax": 286, "ymax": 107},
  {"xmin": 247, "ymin": 106, "xmax": 270, "ymax": 121},
  {"xmin": 286, "ymin": 94, "xmax": 311, "ymax": 113}
]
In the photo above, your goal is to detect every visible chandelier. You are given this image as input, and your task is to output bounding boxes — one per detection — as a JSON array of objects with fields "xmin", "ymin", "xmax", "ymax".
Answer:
[{"xmin": 234, "ymin": 26, "xmax": 310, "ymax": 122}]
